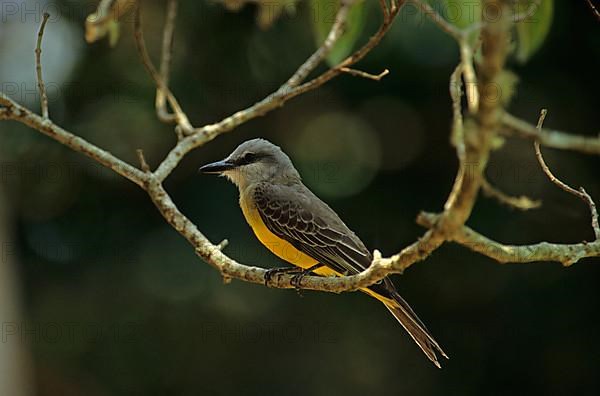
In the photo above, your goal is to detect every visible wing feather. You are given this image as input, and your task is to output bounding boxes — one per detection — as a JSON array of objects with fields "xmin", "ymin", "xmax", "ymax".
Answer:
[{"xmin": 253, "ymin": 183, "xmax": 371, "ymax": 276}]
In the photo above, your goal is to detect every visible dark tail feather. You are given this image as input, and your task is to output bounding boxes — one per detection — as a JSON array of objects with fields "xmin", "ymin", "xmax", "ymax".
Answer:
[{"xmin": 384, "ymin": 291, "xmax": 449, "ymax": 368}]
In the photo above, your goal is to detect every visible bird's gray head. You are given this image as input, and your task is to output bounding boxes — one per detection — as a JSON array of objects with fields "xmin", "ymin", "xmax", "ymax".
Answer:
[{"xmin": 199, "ymin": 138, "xmax": 301, "ymax": 189}]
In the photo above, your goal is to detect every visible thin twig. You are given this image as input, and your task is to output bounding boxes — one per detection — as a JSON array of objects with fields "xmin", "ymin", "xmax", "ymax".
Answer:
[
  {"xmin": 409, "ymin": 0, "xmax": 464, "ymax": 40},
  {"xmin": 379, "ymin": 0, "xmax": 390, "ymax": 19},
  {"xmin": 156, "ymin": 0, "xmax": 178, "ymax": 123},
  {"xmin": 481, "ymin": 178, "xmax": 541, "ymax": 210},
  {"xmin": 136, "ymin": 149, "xmax": 150, "ymax": 173},
  {"xmin": 585, "ymin": 0, "xmax": 600, "ymax": 21},
  {"xmin": 133, "ymin": 1, "xmax": 193, "ymax": 133},
  {"xmin": 449, "ymin": 64, "xmax": 465, "ymax": 160},
  {"xmin": 459, "ymin": 40, "xmax": 479, "ymax": 114},
  {"xmin": 534, "ymin": 109, "xmax": 600, "ymax": 240},
  {"xmin": 339, "ymin": 67, "xmax": 389, "ymax": 81},
  {"xmin": 35, "ymin": 12, "xmax": 51, "ymax": 119},
  {"xmin": 501, "ymin": 112, "xmax": 600, "ymax": 155},
  {"xmin": 281, "ymin": 0, "xmax": 355, "ymax": 89}
]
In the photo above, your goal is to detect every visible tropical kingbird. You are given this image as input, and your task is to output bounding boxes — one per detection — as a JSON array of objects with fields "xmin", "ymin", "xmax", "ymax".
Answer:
[{"xmin": 199, "ymin": 138, "xmax": 447, "ymax": 367}]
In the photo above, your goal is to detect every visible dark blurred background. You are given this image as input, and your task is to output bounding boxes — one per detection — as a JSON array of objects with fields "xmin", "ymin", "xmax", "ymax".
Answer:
[{"xmin": 1, "ymin": 0, "xmax": 599, "ymax": 395}]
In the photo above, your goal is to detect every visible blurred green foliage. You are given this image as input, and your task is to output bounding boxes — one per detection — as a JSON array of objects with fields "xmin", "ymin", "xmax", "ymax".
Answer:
[
  {"xmin": 0, "ymin": 0, "xmax": 598, "ymax": 395},
  {"xmin": 310, "ymin": 0, "xmax": 366, "ymax": 65}
]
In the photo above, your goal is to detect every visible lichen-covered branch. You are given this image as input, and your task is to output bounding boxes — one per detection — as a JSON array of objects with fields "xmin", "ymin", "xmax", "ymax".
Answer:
[
  {"xmin": 0, "ymin": 93, "xmax": 147, "ymax": 188},
  {"xmin": 418, "ymin": 212, "xmax": 600, "ymax": 266}
]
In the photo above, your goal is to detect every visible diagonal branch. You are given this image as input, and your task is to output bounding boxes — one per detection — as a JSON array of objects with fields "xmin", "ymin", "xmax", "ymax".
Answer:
[
  {"xmin": 281, "ymin": 0, "xmax": 355, "ymax": 89},
  {"xmin": 409, "ymin": 0, "xmax": 464, "ymax": 40},
  {"xmin": 586, "ymin": 0, "xmax": 600, "ymax": 21},
  {"xmin": 481, "ymin": 178, "xmax": 541, "ymax": 211},
  {"xmin": 0, "ymin": 93, "xmax": 147, "ymax": 188}
]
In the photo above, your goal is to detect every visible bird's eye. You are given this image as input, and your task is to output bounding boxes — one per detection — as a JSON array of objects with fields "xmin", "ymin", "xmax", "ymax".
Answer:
[{"xmin": 240, "ymin": 152, "xmax": 257, "ymax": 165}]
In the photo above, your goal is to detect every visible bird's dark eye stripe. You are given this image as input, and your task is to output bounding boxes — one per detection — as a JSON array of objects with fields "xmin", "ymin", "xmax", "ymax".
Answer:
[{"xmin": 236, "ymin": 152, "xmax": 266, "ymax": 165}]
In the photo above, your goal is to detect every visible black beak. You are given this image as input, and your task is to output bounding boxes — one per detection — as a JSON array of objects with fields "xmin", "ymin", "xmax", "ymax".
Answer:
[{"xmin": 198, "ymin": 159, "xmax": 236, "ymax": 174}]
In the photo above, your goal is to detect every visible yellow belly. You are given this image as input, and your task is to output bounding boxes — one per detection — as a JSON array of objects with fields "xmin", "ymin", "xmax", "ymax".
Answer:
[
  {"xmin": 240, "ymin": 196, "xmax": 320, "ymax": 269},
  {"xmin": 239, "ymin": 193, "xmax": 394, "ymax": 305}
]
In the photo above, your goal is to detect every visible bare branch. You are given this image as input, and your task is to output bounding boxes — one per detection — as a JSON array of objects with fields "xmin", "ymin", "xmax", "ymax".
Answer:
[
  {"xmin": 449, "ymin": 64, "xmax": 464, "ymax": 159},
  {"xmin": 501, "ymin": 112, "xmax": 600, "ymax": 155},
  {"xmin": 339, "ymin": 67, "xmax": 389, "ymax": 81},
  {"xmin": 153, "ymin": 2, "xmax": 406, "ymax": 182},
  {"xmin": 409, "ymin": 0, "xmax": 464, "ymax": 40},
  {"xmin": 0, "ymin": 93, "xmax": 147, "ymax": 188},
  {"xmin": 379, "ymin": 0, "xmax": 390, "ymax": 19},
  {"xmin": 155, "ymin": 0, "xmax": 178, "ymax": 123},
  {"xmin": 481, "ymin": 178, "xmax": 541, "ymax": 210},
  {"xmin": 35, "ymin": 12, "xmax": 50, "ymax": 119},
  {"xmin": 281, "ymin": 0, "xmax": 355, "ymax": 89},
  {"xmin": 585, "ymin": 0, "xmax": 600, "ymax": 21},
  {"xmin": 133, "ymin": 1, "xmax": 194, "ymax": 134},
  {"xmin": 418, "ymin": 212, "xmax": 600, "ymax": 266},
  {"xmin": 534, "ymin": 110, "xmax": 600, "ymax": 240},
  {"xmin": 136, "ymin": 149, "xmax": 151, "ymax": 173},
  {"xmin": 459, "ymin": 40, "xmax": 479, "ymax": 114}
]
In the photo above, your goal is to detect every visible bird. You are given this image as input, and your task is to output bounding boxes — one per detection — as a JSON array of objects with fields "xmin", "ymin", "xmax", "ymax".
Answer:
[{"xmin": 199, "ymin": 138, "xmax": 448, "ymax": 367}]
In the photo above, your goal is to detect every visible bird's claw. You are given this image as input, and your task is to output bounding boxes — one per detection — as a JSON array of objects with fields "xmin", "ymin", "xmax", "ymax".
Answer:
[{"xmin": 263, "ymin": 267, "xmax": 298, "ymax": 287}]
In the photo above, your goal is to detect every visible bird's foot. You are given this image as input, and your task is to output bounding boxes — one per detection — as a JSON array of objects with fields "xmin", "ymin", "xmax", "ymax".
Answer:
[
  {"xmin": 264, "ymin": 266, "xmax": 299, "ymax": 287},
  {"xmin": 290, "ymin": 264, "xmax": 324, "ymax": 293}
]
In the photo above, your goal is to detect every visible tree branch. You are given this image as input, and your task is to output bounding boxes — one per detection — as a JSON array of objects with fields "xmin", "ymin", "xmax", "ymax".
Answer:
[
  {"xmin": 534, "ymin": 110, "xmax": 600, "ymax": 239},
  {"xmin": 0, "ymin": 93, "xmax": 147, "ymax": 188},
  {"xmin": 153, "ymin": 1, "xmax": 406, "ymax": 182},
  {"xmin": 35, "ymin": 12, "xmax": 50, "ymax": 119},
  {"xmin": 585, "ymin": 0, "xmax": 600, "ymax": 21},
  {"xmin": 339, "ymin": 67, "xmax": 390, "ymax": 81},
  {"xmin": 409, "ymin": 0, "xmax": 464, "ymax": 40},
  {"xmin": 155, "ymin": 0, "xmax": 178, "ymax": 124},
  {"xmin": 418, "ymin": 212, "xmax": 600, "ymax": 266},
  {"xmin": 501, "ymin": 112, "xmax": 600, "ymax": 155},
  {"xmin": 133, "ymin": 0, "xmax": 194, "ymax": 134},
  {"xmin": 481, "ymin": 178, "xmax": 542, "ymax": 211}
]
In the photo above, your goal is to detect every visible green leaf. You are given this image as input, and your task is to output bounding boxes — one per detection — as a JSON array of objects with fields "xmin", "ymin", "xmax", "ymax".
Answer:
[
  {"xmin": 310, "ymin": 0, "xmax": 367, "ymax": 66},
  {"xmin": 436, "ymin": 0, "xmax": 482, "ymax": 30},
  {"xmin": 515, "ymin": 0, "xmax": 554, "ymax": 63}
]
